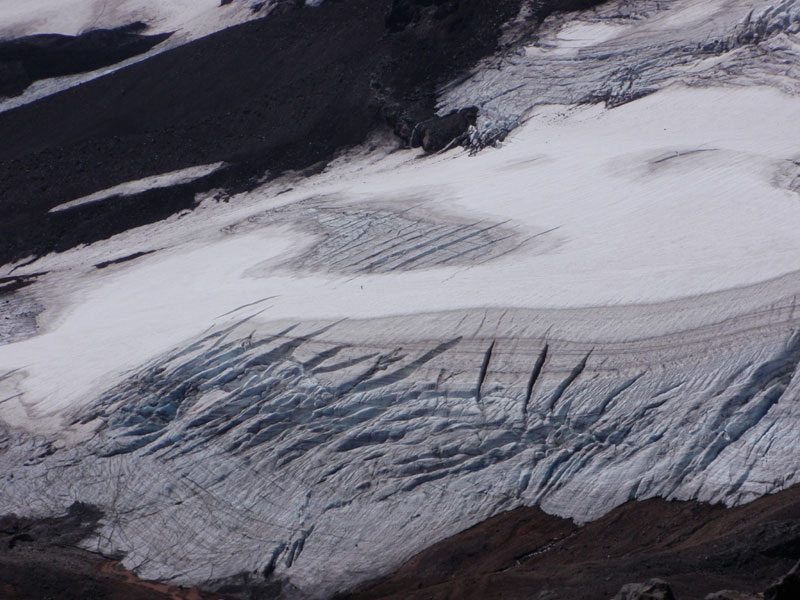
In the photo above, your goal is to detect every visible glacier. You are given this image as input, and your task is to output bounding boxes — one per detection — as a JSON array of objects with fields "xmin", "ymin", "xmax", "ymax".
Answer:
[{"xmin": 1, "ymin": 0, "xmax": 800, "ymax": 598}]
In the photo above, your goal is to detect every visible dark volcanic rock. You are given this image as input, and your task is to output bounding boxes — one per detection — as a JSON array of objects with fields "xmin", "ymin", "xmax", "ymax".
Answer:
[
  {"xmin": 415, "ymin": 106, "xmax": 478, "ymax": 152},
  {"xmin": 612, "ymin": 579, "xmax": 676, "ymax": 600},
  {"xmin": 0, "ymin": 23, "xmax": 170, "ymax": 98},
  {"xmin": 0, "ymin": 501, "xmax": 102, "ymax": 548},
  {"xmin": 386, "ymin": 104, "xmax": 478, "ymax": 152},
  {"xmin": 704, "ymin": 592, "xmax": 760, "ymax": 600},
  {"xmin": 765, "ymin": 559, "xmax": 800, "ymax": 600},
  {"xmin": 0, "ymin": 503, "xmax": 236, "ymax": 600},
  {"xmin": 94, "ymin": 250, "xmax": 156, "ymax": 269},
  {"xmin": 419, "ymin": 106, "xmax": 478, "ymax": 152},
  {"xmin": 0, "ymin": 272, "xmax": 44, "ymax": 295}
]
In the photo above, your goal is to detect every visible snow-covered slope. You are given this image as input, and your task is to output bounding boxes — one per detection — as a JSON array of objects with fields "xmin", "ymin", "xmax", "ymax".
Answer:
[
  {"xmin": 445, "ymin": 0, "xmax": 800, "ymax": 144},
  {"xmin": 1, "ymin": 0, "xmax": 800, "ymax": 598},
  {"xmin": 0, "ymin": 0, "xmax": 271, "ymax": 40}
]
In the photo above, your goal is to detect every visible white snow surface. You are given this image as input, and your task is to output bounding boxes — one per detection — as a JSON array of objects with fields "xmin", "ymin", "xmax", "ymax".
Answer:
[
  {"xmin": 0, "ymin": 0, "xmax": 267, "ymax": 39},
  {"xmin": 1, "ymin": 0, "xmax": 800, "ymax": 598},
  {"xmin": 444, "ymin": 0, "xmax": 800, "ymax": 144},
  {"xmin": 3, "ymin": 83, "xmax": 799, "ymax": 423},
  {"xmin": 49, "ymin": 162, "xmax": 225, "ymax": 213}
]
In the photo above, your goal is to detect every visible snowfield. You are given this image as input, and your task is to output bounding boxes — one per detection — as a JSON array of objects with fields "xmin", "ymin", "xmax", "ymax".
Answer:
[
  {"xmin": 0, "ymin": 0, "xmax": 269, "ymax": 39},
  {"xmin": 3, "ymin": 83, "xmax": 799, "ymax": 425},
  {"xmin": 48, "ymin": 162, "xmax": 226, "ymax": 213},
  {"xmin": 2, "ymin": 0, "xmax": 800, "ymax": 598}
]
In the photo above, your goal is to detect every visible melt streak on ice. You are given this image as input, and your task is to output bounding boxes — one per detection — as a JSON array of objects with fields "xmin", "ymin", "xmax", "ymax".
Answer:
[{"xmin": 2, "ymin": 0, "xmax": 800, "ymax": 598}]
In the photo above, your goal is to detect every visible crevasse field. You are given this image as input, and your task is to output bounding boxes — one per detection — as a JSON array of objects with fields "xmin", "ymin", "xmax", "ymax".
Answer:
[{"xmin": 2, "ymin": 0, "xmax": 800, "ymax": 597}]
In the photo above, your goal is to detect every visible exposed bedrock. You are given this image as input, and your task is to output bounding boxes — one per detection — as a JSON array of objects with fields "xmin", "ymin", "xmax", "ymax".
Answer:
[{"xmin": 2, "ymin": 293, "xmax": 800, "ymax": 598}]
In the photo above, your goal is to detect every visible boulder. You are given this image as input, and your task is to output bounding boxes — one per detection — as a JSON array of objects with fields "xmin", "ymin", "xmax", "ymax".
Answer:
[
  {"xmin": 612, "ymin": 579, "xmax": 676, "ymax": 600},
  {"xmin": 383, "ymin": 104, "xmax": 478, "ymax": 153},
  {"xmin": 413, "ymin": 106, "xmax": 478, "ymax": 153}
]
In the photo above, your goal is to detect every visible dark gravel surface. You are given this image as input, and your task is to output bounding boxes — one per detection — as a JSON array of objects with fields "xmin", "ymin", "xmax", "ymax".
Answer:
[
  {"xmin": 0, "ymin": 23, "xmax": 170, "ymax": 98},
  {"xmin": 0, "ymin": 503, "xmax": 239, "ymax": 600}
]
